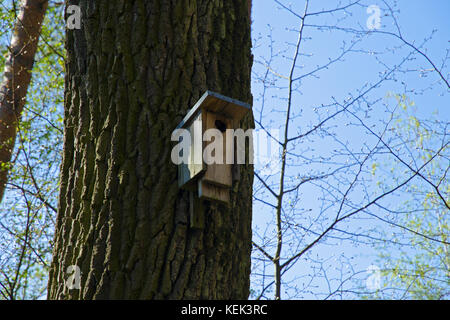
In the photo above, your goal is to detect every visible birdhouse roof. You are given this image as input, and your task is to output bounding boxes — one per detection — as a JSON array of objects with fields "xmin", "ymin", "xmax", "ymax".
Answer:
[{"xmin": 176, "ymin": 91, "xmax": 251, "ymax": 129}]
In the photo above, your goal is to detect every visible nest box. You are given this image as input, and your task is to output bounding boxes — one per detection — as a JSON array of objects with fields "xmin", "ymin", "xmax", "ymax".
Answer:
[{"xmin": 175, "ymin": 91, "xmax": 251, "ymax": 204}]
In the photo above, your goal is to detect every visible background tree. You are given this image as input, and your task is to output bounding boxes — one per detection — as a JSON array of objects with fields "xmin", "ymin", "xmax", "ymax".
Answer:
[
  {"xmin": 373, "ymin": 101, "xmax": 449, "ymax": 299},
  {"xmin": 0, "ymin": 0, "xmax": 48, "ymax": 201},
  {"xmin": 0, "ymin": 0, "xmax": 63, "ymax": 300},
  {"xmin": 47, "ymin": 0, "xmax": 254, "ymax": 299}
]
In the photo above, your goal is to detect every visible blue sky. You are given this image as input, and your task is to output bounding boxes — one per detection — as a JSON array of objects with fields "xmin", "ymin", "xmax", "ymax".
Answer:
[
  {"xmin": 250, "ymin": 0, "xmax": 449, "ymax": 299},
  {"xmin": 0, "ymin": 0, "xmax": 447, "ymax": 300}
]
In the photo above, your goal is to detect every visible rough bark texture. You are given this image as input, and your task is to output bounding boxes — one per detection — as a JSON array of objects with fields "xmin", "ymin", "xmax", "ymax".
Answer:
[
  {"xmin": 0, "ymin": 0, "xmax": 48, "ymax": 202},
  {"xmin": 48, "ymin": 0, "xmax": 253, "ymax": 299}
]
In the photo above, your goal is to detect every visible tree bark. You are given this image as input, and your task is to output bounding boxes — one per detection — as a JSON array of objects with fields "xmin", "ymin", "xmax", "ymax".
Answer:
[
  {"xmin": 48, "ymin": 0, "xmax": 253, "ymax": 299},
  {"xmin": 0, "ymin": 0, "xmax": 48, "ymax": 202}
]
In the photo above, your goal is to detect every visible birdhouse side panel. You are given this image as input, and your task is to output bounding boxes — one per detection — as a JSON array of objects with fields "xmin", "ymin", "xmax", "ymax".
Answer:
[{"xmin": 178, "ymin": 112, "xmax": 205, "ymax": 188}]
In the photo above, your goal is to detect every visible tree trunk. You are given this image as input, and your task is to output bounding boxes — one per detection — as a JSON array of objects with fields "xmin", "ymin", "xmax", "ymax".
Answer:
[
  {"xmin": 0, "ymin": 0, "xmax": 48, "ymax": 202},
  {"xmin": 48, "ymin": 0, "xmax": 253, "ymax": 299}
]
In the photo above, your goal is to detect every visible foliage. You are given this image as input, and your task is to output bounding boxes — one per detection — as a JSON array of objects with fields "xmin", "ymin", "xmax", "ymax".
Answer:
[
  {"xmin": 0, "ymin": 1, "xmax": 64, "ymax": 300},
  {"xmin": 373, "ymin": 96, "xmax": 449, "ymax": 299}
]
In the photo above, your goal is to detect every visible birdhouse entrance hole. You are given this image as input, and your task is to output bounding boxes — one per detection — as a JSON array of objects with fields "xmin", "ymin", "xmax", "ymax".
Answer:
[{"xmin": 173, "ymin": 91, "xmax": 251, "ymax": 228}]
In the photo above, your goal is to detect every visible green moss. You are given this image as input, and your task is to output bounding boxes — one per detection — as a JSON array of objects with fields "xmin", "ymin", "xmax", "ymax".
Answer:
[{"xmin": 50, "ymin": 0, "xmax": 253, "ymax": 300}]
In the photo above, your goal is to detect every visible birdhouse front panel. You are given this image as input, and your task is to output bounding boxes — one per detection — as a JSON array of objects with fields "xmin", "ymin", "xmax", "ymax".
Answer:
[
  {"xmin": 202, "ymin": 110, "xmax": 233, "ymax": 188},
  {"xmin": 198, "ymin": 179, "xmax": 229, "ymax": 203},
  {"xmin": 175, "ymin": 91, "xmax": 251, "ymax": 204}
]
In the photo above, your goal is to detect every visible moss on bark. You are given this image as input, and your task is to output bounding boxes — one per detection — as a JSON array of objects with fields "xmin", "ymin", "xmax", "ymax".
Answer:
[{"xmin": 48, "ymin": 0, "xmax": 253, "ymax": 299}]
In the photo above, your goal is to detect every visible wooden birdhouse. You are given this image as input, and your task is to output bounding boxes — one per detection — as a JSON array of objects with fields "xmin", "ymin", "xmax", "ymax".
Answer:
[{"xmin": 174, "ymin": 91, "xmax": 251, "ymax": 206}]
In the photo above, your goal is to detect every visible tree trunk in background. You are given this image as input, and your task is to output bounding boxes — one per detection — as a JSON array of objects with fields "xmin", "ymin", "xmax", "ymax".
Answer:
[
  {"xmin": 48, "ymin": 0, "xmax": 253, "ymax": 299},
  {"xmin": 0, "ymin": 0, "xmax": 48, "ymax": 202}
]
